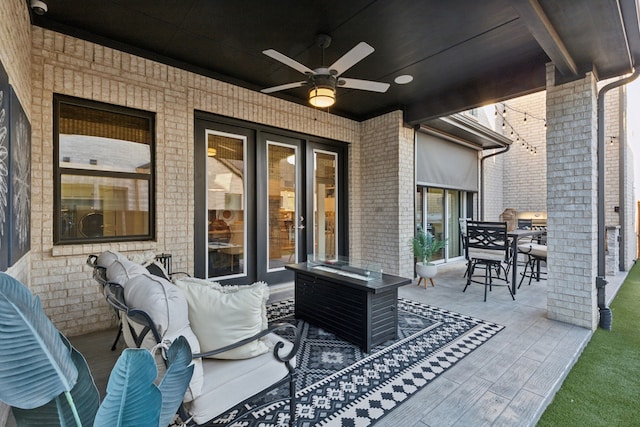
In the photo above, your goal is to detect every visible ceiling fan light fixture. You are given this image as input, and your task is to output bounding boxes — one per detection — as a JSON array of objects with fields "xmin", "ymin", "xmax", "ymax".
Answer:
[{"xmin": 309, "ymin": 86, "xmax": 336, "ymax": 108}]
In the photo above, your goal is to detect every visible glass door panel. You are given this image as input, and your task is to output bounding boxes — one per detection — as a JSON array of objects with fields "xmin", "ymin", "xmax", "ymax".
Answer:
[
  {"xmin": 206, "ymin": 131, "xmax": 246, "ymax": 278},
  {"xmin": 267, "ymin": 142, "xmax": 298, "ymax": 270},
  {"xmin": 426, "ymin": 188, "xmax": 445, "ymax": 262},
  {"xmin": 447, "ymin": 190, "xmax": 461, "ymax": 258},
  {"xmin": 313, "ymin": 150, "xmax": 337, "ymax": 259}
]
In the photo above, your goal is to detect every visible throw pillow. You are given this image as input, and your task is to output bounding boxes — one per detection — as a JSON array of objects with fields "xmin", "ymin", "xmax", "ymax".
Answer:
[
  {"xmin": 124, "ymin": 273, "xmax": 204, "ymax": 401},
  {"xmin": 173, "ymin": 278, "xmax": 270, "ymax": 360}
]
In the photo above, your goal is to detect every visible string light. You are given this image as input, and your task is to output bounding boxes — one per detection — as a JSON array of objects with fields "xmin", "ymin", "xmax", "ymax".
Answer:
[{"xmin": 495, "ymin": 104, "xmax": 540, "ymax": 155}]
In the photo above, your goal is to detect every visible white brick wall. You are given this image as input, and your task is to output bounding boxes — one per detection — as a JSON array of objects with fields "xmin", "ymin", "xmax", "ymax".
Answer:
[
  {"xmin": 482, "ymin": 149, "xmax": 505, "ymax": 220},
  {"xmin": 358, "ymin": 111, "xmax": 414, "ymax": 277},
  {"xmin": 502, "ymin": 92, "xmax": 548, "ymax": 214},
  {"xmin": 546, "ymin": 65, "xmax": 598, "ymax": 330},
  {"xmin": 500, "ymin": 83, "xmax": 632, "ymax": 274},
  {"xmin": 30, "ymin": 27, "xmax": 362, "ymax": 336}
]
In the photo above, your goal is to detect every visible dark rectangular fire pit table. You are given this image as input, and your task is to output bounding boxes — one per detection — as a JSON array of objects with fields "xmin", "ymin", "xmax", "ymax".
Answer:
[{"xmin": 285, "ymin": 262, "xmax": 411, "ymax": 352}]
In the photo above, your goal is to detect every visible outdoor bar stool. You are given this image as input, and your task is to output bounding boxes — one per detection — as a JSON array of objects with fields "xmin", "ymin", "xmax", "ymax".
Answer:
[
  {"xmin": 464, "ymin": 221, "xmax": 515, "ymax": 302},
  {"xmin": 517, "ymin": 242, "xmax": 547, "ymax": 288}
]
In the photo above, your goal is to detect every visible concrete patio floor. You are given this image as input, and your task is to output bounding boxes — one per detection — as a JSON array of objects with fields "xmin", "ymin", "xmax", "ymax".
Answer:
[
  {"xmin": 378, "ymin": 260, "xmax": 626, "ymax": 427},
  {"xmin": 52, "ymin": 260, "xmax": 626, "ymax": 427}
]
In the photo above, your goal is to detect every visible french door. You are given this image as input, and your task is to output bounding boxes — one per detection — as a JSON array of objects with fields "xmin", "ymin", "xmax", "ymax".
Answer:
[{"xmin": 194, "ymin": 115, "xmax": 346, "ymax": 284}]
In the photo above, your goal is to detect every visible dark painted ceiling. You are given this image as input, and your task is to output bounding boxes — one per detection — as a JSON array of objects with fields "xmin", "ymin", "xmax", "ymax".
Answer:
[{"xmin": 30, "ymin": 0, "xmax": 640, "ymax": 123}]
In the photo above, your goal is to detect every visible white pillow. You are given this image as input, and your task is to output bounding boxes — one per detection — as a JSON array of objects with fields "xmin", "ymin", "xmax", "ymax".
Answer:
[
  {"xmin": 173, "ymin": 278, "xmax": 270, "ymax": 360},
  {"xmin": 124, "ymin": 273, "xmax": 203, "ymax": 401},
  {"xmin": 106, "ymin": 258, "xmax": 148, "ymax": 285}
]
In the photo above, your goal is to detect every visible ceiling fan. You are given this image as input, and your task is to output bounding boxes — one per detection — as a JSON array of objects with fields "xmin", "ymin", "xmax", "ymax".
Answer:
[{"xmin": 261, "ymin": 34, "xmax": 390, "ymax": 108}]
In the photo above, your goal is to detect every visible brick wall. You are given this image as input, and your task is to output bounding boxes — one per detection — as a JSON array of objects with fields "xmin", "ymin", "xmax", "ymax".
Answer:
[
  {"xmin": 30, "ymin": 27, "xmax": 361, "ymax": 337},
  {"xmin": 622, "ymin": 138, "xmax": 637, "ymax": 269},
  {"xmin": 502, "ymin": 92, "xmax": 547, "ymax": 214},
  {"xmin": 482, "ymin": 149, "xmax": 505, "ymax": 221},
  {"xmin": 603, "ymin": 86, "xmax": 620, "ymax": 227},
  {"xmin": 546, "ymin": 65, "xmax": 598, "ymax": 330},
  {"xmin": 501, "ymin": 84, "xmax": 633, "ymax": 274},
  {"xmin": 358, "ymin": 111, "xmax": 414, "ymax": 277}
]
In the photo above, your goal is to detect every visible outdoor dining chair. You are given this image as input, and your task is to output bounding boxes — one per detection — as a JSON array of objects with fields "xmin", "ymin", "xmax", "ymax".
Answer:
[
  {"xmin": 517, "ymin": 232, "xmax": 547, "ymax": 288},
  {"xmin": 463, "ymin": 221, "xmax": 515, "ymax": 302}
]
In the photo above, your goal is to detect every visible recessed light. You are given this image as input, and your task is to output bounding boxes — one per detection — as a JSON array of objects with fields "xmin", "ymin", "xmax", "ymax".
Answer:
[{"xmin": 394, "ymin": 75, "xmax": 414, "ymax": 84}]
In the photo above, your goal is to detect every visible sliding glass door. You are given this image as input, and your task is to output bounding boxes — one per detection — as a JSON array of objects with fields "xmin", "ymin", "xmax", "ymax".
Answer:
[{"xmin": 416, "ymin": 186, "xmax": 469, "ymax": 262}]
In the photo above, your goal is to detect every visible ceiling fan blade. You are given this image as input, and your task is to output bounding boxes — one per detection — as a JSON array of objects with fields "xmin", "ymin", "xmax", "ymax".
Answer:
[
  {"xmin": 338, "ymin": 78, "xmax": 390, "ymax": 93},
  {"xmin": 260, "ymin": 81, "xmax": 307, "ymax": 93},
  {"xmin": 328, "ymin": 42, "xmax": 375, "ymax": 76},
  {"xmin": 262, "ymin": 49, "xmax": 314, "ymax": 75}
]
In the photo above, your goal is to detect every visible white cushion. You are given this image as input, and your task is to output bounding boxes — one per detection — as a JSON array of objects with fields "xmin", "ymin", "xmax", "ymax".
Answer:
[
  {"xmin": 124, "ymin": 273, "xmax": 203, "ymax": 401},
  {"xmin": 96, "ymin": 250, "xmax": 125, "ymax": 268},
  {"xmin": 174, "ymin": 278, "xmax": 270, "ymax": 360},
  {"xmin": 518, "ymin": 243, "xmax": 547, "ymax": 259},
  {"xmin": 186, "ymin": 333, "xmax": 295, "ymax": 424},
  {"xmin": 468, "ymin": 248, "xmax": 506, "ymax": 262},
  {"xmin": 106, "ymin": 258, "xmax": 148, "ymax": 285}
]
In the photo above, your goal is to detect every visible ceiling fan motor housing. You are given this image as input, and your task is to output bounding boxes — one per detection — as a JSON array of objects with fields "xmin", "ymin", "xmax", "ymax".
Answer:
[{"xmin": 309, "ymin": 71, "xmax": 337, "ymax": 90}]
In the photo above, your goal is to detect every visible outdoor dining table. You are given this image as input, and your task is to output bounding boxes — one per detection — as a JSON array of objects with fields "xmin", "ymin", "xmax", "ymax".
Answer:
[{"xmin": 507, "ymin": 229, "xmax": 545, "ymax": 295}]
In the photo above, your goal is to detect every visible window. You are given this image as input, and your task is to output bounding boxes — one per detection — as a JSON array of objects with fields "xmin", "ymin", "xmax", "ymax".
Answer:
[{"xmin": 53, "ymin": 95, "xmax": 155, "ymax": 244}]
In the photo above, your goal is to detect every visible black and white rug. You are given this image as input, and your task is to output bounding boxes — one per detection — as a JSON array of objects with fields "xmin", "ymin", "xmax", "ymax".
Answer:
[{"xmin": 207, "ymin": 298, "xmax": 504, "ymax": 427}]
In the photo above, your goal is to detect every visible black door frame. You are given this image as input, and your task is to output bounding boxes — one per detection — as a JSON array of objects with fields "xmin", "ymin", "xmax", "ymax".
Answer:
[{"xmin": 194, "ymin": 112, "xmax": 348, "ymax": 284}]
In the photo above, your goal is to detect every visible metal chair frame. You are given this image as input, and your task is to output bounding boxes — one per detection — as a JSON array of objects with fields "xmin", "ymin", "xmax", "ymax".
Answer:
[
  {"xmin": 87, "ymin": 255, "xmax": 301, "ymax": 426},
  {"xmin": 463, "ymin": 221, "xmax": 515, "ymax": 302}
]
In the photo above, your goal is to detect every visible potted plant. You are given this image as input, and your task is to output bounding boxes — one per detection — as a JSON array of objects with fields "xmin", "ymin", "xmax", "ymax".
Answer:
[{"xmin": 410, "ymin": 226, "xmax": 447, "ymax": 285}]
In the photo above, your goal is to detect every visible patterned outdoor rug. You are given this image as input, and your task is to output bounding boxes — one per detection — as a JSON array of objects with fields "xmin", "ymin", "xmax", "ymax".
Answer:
[{"xmin": 207, "ymin": 298, "xmax": 504, "ymax": 427}]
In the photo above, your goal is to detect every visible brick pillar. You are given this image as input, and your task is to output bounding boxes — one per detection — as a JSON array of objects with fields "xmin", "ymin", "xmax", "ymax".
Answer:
[{"xmin": 546, "ymin": 65, "xmax": 599, "ymax": 330}]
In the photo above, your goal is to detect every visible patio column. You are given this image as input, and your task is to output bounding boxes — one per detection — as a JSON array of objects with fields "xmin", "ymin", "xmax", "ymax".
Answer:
[
  {"xmin": 357, "ymin": 111, "xmax": 414, "ymax": 278},
  {"xmin": 545, "ymin": 64, "xmax": 599, "ymax": 330}
]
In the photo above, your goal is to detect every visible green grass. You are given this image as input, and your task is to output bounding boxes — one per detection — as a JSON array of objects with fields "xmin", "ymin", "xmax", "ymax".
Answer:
[{"xmin": 537, "ymin": 263, "xmax": 640, "ymax": 426}]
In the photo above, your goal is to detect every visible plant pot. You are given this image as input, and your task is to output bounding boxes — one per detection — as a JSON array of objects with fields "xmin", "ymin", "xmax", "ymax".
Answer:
[{"xmin": 416, "ymin": 262, "xmax": 437, "ymax": 279}]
